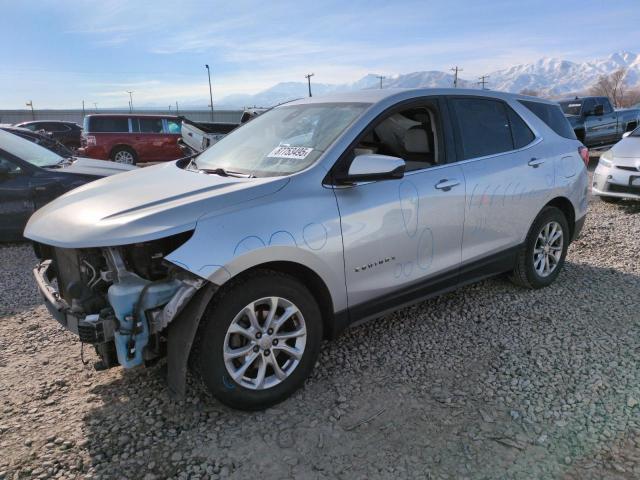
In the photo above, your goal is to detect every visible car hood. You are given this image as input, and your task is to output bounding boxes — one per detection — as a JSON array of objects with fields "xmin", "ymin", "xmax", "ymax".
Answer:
[
  {"xmin": 58, "ymin": 157, "xmax": 137, "ymax": 176},
  {"xmin": 611, "ymin": 137, "xmax": 640, "ymax": 158},
  {"xmin": 24, "ymin": 162, "xmax": 289, "ymax": 248}
]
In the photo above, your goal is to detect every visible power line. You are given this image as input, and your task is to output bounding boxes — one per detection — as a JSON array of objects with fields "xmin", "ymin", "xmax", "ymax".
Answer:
[
  {"xmin": 477, "ymin": 75, "xmax": 489, "ymax": 90},
  {"xmin": 450, "ymin": 66, "xmax": 463, "ymax": 88},
  {"xmin": 376, "ymin": 75, "xmax": 385, "ymax": 89},
  {"xmin": 304, "ymin": 73, "xmax": 314, "ymax": 97}
]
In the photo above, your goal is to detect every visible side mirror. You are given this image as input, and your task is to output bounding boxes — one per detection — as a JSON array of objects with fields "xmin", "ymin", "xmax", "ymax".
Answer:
[
  {"xmin": 338, "ymin": 154, "xmax": 405, "ymax": 183},
  {"xmin": 622, "ymin": 131, "xmax": 632, "ymax": 139}
]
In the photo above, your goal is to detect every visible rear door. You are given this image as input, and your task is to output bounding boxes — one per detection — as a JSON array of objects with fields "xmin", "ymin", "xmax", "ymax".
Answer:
[
  {"xmin": 133, "ymin": 117, "xmax": 168, "ymax": 161},
  {"xmin": 333, "ymin": 97, "xmax": 466, "ymax": 317},
  {"xmin": 448, "ymin": 96, "xmax": 552, "ymax": 270}
]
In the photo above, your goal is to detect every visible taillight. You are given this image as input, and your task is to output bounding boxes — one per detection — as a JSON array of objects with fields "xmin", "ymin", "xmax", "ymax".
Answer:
[
  {"xmin": 85, "ymin": 135, "xmax": 96, "ymax": 146},
  {"xmin": 578, "ymin": 146, "xmax": 589, "ymax": 166}
]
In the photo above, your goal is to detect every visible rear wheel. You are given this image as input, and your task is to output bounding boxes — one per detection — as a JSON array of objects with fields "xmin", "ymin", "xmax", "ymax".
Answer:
[
  {"xmin": 198, "ymin": 271, "xmax": 323, "ymax": 410},
  {"xmin": 111, "ymin": 146, "xmax": 137, "ymax": 165},
  {"xmin": 600, "ymin": 196, "xmax": 622, "ymax": 204},
  {"xmin": 510, "ymin": 206, "xmax": 569, "ymax": 289}
]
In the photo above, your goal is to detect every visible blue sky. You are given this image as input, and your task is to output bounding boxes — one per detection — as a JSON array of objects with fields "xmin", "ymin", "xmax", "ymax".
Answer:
[{"xmin": 2, "ymin": 0, "xmax": 639, "ymax": 108}]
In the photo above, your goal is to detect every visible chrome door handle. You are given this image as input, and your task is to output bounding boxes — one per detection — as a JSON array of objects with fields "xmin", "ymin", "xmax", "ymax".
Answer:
[
  {"xmin": 434, "ymin": 179, "xmax": 460, "ymax": 191},
  {"xmin": 528, "ymin": 158, "xmax": 545, "ymax": 168}
]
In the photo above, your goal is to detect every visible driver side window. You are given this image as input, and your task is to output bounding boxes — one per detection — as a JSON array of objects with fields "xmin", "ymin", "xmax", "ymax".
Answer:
[
  {"xmin": 0, "ymin": 154, "xmax": 23, "ymax": 175},
  {"xmin": 351, "ymin": 103, "xmax": 443, "ymax": 172}
]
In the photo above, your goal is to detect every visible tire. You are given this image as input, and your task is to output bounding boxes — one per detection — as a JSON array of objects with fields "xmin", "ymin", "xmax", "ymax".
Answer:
[
  {"xmin": 600, "ymin": 196, "xmax": 622, "ymax": 204},
  {"xmin": 198, "ymin": 270, "xmax": 323, "ymax": 410},
  {"xmin": 510, "ymin": 206, "xmax": 569, "ymax": 289},
  {"xmin": 110, "ymin": 146, "xmax": 137, "ymax": 165}
]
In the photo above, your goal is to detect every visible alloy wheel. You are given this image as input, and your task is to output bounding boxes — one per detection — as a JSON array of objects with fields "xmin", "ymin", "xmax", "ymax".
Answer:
[
  {"xmin": 114, "ymin": 151, "xmax": 134, "ymax": 164},
  {"xmin": 223, "ymin": 296, "xmax": 307, "ymax": 390},
  {"xmin": 533, "ymin": 221, "xmax": 563, "ymax": 277}
]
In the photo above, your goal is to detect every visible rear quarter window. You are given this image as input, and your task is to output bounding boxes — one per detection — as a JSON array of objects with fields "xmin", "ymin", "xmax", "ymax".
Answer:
[
  {"xmin": 450, "ymin": 98, "xmax": 514, "ymax": 159},
  {"xmin": 520, "ymin": 101, "xmax": 577, "ymax": 140},
  {"xmin": 88, "ymin": 117, "xmax": 130, "ymax": 133}
]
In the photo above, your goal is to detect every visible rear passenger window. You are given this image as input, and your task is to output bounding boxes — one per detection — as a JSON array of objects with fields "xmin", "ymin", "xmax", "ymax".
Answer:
[
  {"xmin": 519, "ymin": 100, "xmax": 577, "ymax": 140},
  {"xmin": 507, "ymin": 107, "xmax": 535, "ymax": 148},
  {"xmin": 450, "ymin": 98, "xmax": 513, "ymax": 159},
  {"xmin": 138, "ymin": 118, "xmax": 164, "ymax": 133},
  {"xmin": 89, "ymin": 117, "xmax": 129, "ymax": 133}
]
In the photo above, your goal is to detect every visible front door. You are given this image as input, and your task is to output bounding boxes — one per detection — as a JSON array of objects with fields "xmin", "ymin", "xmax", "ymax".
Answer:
[
  {"xmin": 0, "ymin": 153, "xmax": 34, "ymax": 241},
  {"xmin": 583, "ymin": 98, "xmax": 616, "ymax": 146},
  {"xmin": 332, "ymin": 99, "xmax": 466, "ymax": 319}
]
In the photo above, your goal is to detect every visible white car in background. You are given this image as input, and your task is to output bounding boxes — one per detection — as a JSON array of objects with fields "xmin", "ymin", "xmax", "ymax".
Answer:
[{"xmin": 593, "ymin": 128, "xmax": 640, "ymax": 202}]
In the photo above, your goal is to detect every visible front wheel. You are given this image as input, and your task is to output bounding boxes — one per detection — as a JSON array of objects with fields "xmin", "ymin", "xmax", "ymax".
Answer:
[
  {"xmin": 198, "ymin": 271, "xmax": 323, "ymax": 410},
  {"xmin": 510, "ymin": 206, "xmax": 569, "ymax": 289}
]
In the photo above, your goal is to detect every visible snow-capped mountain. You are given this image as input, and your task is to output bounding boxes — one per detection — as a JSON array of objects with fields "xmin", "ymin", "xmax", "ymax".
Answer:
[
  {"xmin": 215, "ymin": 51, "xmax": 640, "ymax": 108},
  {"xmin": 487, "ymin": 51, "xmax": 640, "ymax": 95}
]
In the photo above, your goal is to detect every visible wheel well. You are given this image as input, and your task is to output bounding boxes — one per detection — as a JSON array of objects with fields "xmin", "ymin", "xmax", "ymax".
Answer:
[
  {"xmin": 625, "ymin": 121, "xmax": 637, "ymax": 132},
  {"xmin": 545, "ymin": 197, "xmax": 575, "ymax": 238},
  {"xmin": 239, "ymin": 261, "xmax": 336, "ymax": 339},
  {"xmin": 574, "ymin": 128, "xmax": 585, "ymax": 143},
  {"xmin": 109, "ymin": 144, "xmax": 137, "ymax": 158}
]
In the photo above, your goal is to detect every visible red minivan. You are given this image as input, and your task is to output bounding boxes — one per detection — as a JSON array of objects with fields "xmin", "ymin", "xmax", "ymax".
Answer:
[{"xmin": 78, "ymin": 114, "xmax": 183, "ymax": 164}]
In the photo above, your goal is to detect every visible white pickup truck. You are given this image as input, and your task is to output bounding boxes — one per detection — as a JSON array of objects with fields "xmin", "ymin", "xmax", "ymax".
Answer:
[{"xmin": 178, "ymin": 109, "xmax": 265, "ymax": 154}]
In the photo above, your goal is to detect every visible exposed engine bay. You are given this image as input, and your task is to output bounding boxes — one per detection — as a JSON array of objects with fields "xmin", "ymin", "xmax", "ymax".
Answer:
[{"xmin": 32, "ymin": 231, "xmax": 204, "ymax": 371}]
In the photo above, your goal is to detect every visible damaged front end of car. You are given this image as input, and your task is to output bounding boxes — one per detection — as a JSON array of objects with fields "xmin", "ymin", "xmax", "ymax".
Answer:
[{"xmin": 32, "ymin": 231, "xmax": 214, "ymax": 396}]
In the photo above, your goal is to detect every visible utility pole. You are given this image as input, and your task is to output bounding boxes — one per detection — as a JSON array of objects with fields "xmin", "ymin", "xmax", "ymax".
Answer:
[
  {"xmin": 168, "ymin": 105, "xmax": 172, "ymax": 112},
  {"xmin": 82, "ymin": 100, "xmax": 85, "ymax": 117},
  {"xmin": 376, "ymin": 75, "xmax": 385, "ymax": 89},
  {"xmin": 26, "ymin": 100, "xmax": 35, "ymax": 120},
  {"xmin": 93, "ymin": 102, "xmax": 98, "ymax": 112},
  {"xmin": 477, "ymin": 75, "xmax": 489, "ymax": 90},
  {"xmin": 450, "ymin": 66, "xmax": 463, "ymax": 88},
  {"xmin": 205, "ymin": 64, "xmax": 214, "ymax": 121},
  {"xmin": 175, "ymin": 101, "xmax": 179, "ymax": 116},
  {"xmin": 127, "ymin": 91, "xmax": 134, "ymax": 112},
  {"xmin": 304, "ymin": 73, "xmax": 314, "ymax": 97}
]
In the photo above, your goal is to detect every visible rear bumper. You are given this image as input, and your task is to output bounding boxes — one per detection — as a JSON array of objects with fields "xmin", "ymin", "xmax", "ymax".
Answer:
[
  {"xmin": 77, "ymin": 145, "xmax": 109, "ymax": 160},
  {"xmin": 33, "ymin": 260, "xmax": 80, "ymax": 335}
]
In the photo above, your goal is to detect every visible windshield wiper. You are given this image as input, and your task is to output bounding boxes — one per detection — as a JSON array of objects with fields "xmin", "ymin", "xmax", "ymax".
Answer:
[{"xmin": 198, "ymin": 167, "xmax": 254, "ymax": 178}]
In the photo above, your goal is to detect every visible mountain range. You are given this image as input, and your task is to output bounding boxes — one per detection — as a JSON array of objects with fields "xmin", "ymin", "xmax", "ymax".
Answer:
[{"xmin": 214, "ymin": 51, "xmax": 640, "ymax": 108}]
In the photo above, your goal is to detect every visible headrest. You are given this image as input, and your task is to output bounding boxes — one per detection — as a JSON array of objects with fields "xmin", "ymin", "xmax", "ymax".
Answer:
[{"xmin": 403, "ymin": 127, "xmax": 430, "ymax": 153}]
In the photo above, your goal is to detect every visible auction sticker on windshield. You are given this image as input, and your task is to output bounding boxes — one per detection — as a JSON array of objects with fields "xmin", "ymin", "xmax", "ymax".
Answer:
[{"xmin": 267, "ymin": 146, "xmax": 313, "ymax": 159}]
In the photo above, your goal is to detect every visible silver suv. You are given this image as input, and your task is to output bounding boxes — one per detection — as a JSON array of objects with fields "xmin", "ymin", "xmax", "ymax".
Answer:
[{"xmin": 26, "ymin": 89, "xmax": 588, "ymax": 410}]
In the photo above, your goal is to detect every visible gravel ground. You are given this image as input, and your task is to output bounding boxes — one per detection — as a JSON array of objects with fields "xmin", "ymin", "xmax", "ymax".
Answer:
[{"xmin": 1, "ymin": 182, "xmax": 640, "ymax": 479}]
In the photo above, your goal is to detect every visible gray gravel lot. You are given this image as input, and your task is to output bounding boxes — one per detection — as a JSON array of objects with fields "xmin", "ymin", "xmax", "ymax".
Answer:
[{"xmin": 1, "ymin": 187, "xmax": 640, "ymax": 479}]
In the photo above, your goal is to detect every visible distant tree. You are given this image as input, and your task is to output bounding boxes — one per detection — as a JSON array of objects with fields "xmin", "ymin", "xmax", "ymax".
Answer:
[
  {"xmin": 620, "ymin": 87, "xmax": 640, "ymax": 108},
  {"xmin": 589, "ymin": 68, "xmax": 628, "ymax": 107},
  {"xmin": 519, "ymin": 88, "xmax": 540, "ymax": 97}
]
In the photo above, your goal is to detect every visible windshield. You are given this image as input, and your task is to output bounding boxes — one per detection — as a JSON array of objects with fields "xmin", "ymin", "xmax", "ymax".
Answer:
[
  {"xmin": 0, "ymin": 129, "xmax": 63, "ymax": 167},
  {"xmin": 194, "ymin": 103, "xmax": 369, "ymax": 177},
  {"xmin": 559, "ymin": 101, "xmax": 582, "ymax": 116}
]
